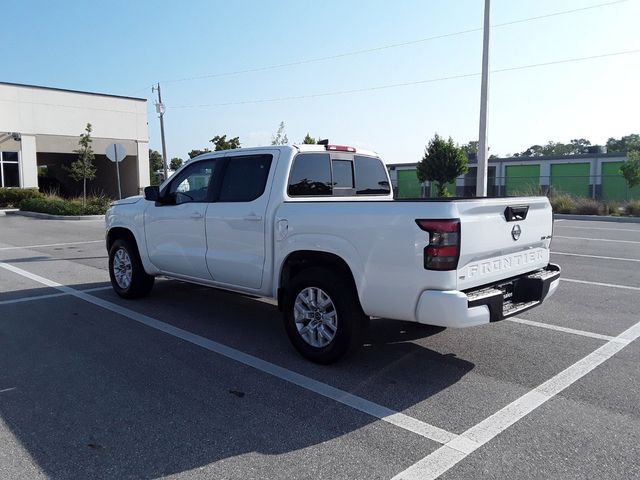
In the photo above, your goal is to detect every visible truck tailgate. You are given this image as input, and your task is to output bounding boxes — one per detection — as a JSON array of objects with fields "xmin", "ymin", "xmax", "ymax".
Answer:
[{"xmin": 455, "ymin": 196, "xmax": 553, "ymax": 290}]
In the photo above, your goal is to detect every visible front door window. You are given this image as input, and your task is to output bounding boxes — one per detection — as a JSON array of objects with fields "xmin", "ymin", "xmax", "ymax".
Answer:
[{"xmin": 165, "ymin": 160, "xmax": 215, "ymax": 204}]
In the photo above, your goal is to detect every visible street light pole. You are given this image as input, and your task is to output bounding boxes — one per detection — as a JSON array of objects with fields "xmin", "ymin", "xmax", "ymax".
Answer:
[
  {"xmin": 476, "ymin": 0, "xmax": 491, "ymax": 197},
  {"xmin": 152, "ymin": 83, "xmax": 169, "ymax": 180}
]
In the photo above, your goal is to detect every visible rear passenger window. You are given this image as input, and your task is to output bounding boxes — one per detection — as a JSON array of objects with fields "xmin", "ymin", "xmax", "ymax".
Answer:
[
  {"xmin": 288, "ymin": 153, "xmax": 332, "ymax": 196},
  {"xmin": 331, "ymin": 160, "xmax": 354, "ymax": 189},
  {"xmin": 219, "ymin": 154, "xmax": 272, "ymax": 202},
  {"xmin": 355, "ymin": 155, "xmax": 391, "ymax": 195},
  {"xmin": 288, "ymin": 152, "xmax": 390, "ymax": 197}
]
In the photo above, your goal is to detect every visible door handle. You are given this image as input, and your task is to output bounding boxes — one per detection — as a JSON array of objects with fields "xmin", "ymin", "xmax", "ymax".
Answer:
[
  {"xmin": 190, "ymin": 212, "xmax": 203, "ymax": 219},
  {"xmin": 243, "ymin": 214, "xmax": 262, "ymax": 221}
]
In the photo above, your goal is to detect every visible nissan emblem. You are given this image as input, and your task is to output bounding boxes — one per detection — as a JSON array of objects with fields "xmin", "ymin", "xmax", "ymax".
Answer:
[{"xmin": 511, "ymin": 224, "xmax": 521, "ymax": 241}]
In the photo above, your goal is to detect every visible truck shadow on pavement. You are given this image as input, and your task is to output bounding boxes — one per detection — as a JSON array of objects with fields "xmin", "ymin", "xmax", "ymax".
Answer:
[{"xmin": 0, "ymin": 280, "xmax": 474, "ymax": 479}]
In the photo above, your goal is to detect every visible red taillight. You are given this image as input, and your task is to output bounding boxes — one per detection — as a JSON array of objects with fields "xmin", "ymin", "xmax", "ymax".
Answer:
[
  {"xmin": 325, "ymin": 144, "xmax": 356, "ymax": 152},
  {"xmin": 416, "ymin": 219, "xmax": 460, "ymax": 271}
]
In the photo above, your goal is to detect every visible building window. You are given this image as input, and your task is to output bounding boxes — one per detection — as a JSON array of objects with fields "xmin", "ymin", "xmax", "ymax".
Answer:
[{"xmin": 0, "ymin": 152, "xmax": 20, "ymax": 188}]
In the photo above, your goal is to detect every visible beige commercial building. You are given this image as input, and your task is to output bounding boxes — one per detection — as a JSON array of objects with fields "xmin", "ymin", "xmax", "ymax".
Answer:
[{"xmin": 0, "ymin": 82, "xmax": 150, "ymax": 197}]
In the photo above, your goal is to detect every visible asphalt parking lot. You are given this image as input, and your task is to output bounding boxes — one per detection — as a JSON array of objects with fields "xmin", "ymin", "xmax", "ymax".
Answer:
[{"xmin": 0, "ymin": 214, "xmax": 638, "ymax": 480}]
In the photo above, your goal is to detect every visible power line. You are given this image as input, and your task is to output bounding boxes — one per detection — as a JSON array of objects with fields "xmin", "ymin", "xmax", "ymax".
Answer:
[
  {"xmin": 169, "ymin": 72, "xmax": 480, "ymax": 108},
  {"xmin": 160, "ymin": 27, "xmax": 482, "ymax": 84},
  {"xmin": 492, "ymin": 0, "xmax": 629, "ymax": 28},
  {"xmin": 167, "ymin": 48, "xmax": 640, "ymax": 109},
  {"xmin": 159, "ymin": 0, "xmax": 630, "ymax": 85},
  {"xmin": 491, "ymin": 49, "xmax": 639, "ymax": 73}
]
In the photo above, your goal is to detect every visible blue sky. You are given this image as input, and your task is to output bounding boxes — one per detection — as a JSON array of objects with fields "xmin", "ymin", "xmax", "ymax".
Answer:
[{"xmin": 3, "ymin": 0, "xmax": 639, "ymax": 163}]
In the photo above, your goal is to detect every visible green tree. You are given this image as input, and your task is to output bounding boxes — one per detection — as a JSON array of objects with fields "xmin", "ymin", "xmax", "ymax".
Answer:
[
  {"xmin": 416, "ymin": 134, "xmax": 468, "ymax": 197},
  {"xmin": 68, "ymin": 123, "xmax": 96, "ymax": 206},
  {"xmin": 569, "ymin": 138, "xmax": 591, "ymax": 153},
  {"xmin": 210, "ymin": 134, "xmax": 241, "ymax": 151},
  {"xmin": 188, "ymin": 148, "xmax": 211, "ymax": 159},
  {"xmin": 170, "ymin": 157, "xmax": 183, "ymax": 170},
  {"xmin": 620, "ymin": 150, "xmax": 640, "ymax": 189},
  {"xmin": 518, "ymin": 139, "xmax": 591, "ymax": 157},
  {"xmin": 302, "ymin": 133, "xmax": 317, "ymax": 144},
  {"xmin": 271, "ymin": 121, "xmax": 288, "ymax": 145},
  {"xmin": 461, "ymin": 141, "xmax": 478, "ymax": 158},
  {"xmin": 606, "ymin": 134, "xmax": 640, "ymax": 153},
  {"xmin": 149, "ymin": 149, "xmax": 163, "ymax": 185},
  {"xmin": 461, "ymin": 141, "xmax": 498, "ymax": 159}
]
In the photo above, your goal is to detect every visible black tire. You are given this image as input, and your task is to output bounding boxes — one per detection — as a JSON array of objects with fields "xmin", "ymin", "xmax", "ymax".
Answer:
[
  {"xmin": 283, "ymin": 267, "xmax": 368, "ymax": 364},
  {"xmin": 108, "ymin": 237, "xmax": 155, "ymax": 299}
]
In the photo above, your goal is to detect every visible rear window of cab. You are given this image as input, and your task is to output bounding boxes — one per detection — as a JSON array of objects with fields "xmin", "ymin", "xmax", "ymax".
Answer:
[{"xmin": 288, "ymin": 153, "xmax": 390, "ymax": 197}]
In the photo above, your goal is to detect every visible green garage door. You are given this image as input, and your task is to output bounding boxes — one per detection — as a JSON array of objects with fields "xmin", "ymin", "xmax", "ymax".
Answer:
[
  {"xmin": 505, "ymin": 164, "xmax": 540, "ymax": 196},
  {"xmin": 550, "ymin": 163, "xmax": 590, "ymax": 197},
  {"xmin": 601, "ymin": 161, "xmax": 640, "ymax": 201},
  {"xmin": 397, "ymin": 169, "xmax": 422, "ymax": 198}
]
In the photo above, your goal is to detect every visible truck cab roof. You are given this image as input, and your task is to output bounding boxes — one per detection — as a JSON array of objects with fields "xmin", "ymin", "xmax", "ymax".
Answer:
[{"xmin": 190, "ymin": 144, "xmax": 381, "ymax": 161}]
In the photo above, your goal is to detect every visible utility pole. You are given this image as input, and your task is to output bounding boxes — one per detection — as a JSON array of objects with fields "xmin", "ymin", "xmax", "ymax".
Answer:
[
  {"xmin": 476, "ymin": 0, "xmax": 491, "ymax": 197},
  {"xmin": 152, "ymin": 83, "xmax": 169, "ymax": 180}
]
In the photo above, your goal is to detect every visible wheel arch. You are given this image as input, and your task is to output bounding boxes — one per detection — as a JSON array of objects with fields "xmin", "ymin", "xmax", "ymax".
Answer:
[
  {"xmin": 106, "ymin": 226, "xmax": 157, "ymax": 275},
  {"xmin": 106, "ymin": 227, "xmax": 137, "ymax": 251},
  {"xmin": 277, "ymin": 250, "xmax": 362, "ymax": 311}
]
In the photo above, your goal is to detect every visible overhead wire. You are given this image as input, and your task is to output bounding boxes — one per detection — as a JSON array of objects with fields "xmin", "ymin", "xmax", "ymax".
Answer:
[
  {"xmin": 167, "ymin": 48, "xmax": 640, "ymax": 109},
  {"xmin": 156, "ymin": 0, "xmax": 630, "ymax": 85}
]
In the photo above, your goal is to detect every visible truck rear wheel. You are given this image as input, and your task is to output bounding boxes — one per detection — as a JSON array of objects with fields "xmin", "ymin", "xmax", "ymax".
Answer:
[
  {"xmin": 108, "ymin": 238, "xmax": 155, "ymax": 299},
  {"xmin": 284, "ymin": 267, "xmax": 367, "ymax": 364}
]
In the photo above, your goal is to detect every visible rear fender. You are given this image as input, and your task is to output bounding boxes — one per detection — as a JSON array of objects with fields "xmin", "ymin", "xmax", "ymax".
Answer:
[{"xmin": 275, "ymin": 233, "xmax": 365, "ymax": 304}]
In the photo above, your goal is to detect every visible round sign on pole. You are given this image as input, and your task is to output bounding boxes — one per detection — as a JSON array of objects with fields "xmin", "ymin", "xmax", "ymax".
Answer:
[
  {"xmin": 105, "ymin": 143, "xmax": 126, "ymax": 200},
  {"xmin": 105, "ymin": 143, "xmax": 127, "ymax": 163}
]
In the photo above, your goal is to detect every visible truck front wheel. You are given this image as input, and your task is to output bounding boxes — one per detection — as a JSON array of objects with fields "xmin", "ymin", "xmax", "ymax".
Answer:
[
  {"xmin": 108, "ymin": 238, "xmax": 155, "ymax": 299},
  {"xmin": 284, "ymin": 267, "xmax": 367, "ymax": 364}
]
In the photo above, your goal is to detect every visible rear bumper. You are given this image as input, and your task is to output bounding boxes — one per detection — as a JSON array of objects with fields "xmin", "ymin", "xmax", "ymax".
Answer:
[{"xmin": 415, "ymin": 263, "xmax": 561, "ymax": 328}]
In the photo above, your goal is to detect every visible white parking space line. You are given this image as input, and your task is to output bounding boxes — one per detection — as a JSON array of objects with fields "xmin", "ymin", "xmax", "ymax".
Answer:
[
  {"xmin": 0, "ymin": 261, "xmax": 457, "ymax": 445},
  {"xmin": 562, "ymin": 277, "xmax": 640, "ymax": 292},
  {"xmin": 0, "ymin": 240, "xmax": 103, "ymax": 251},
  {"xmin": 555, "ymin": 225, "xmax": 640, "ymax": 233},
  {"xmin": 392, "ymin": 318, "xmax": 640, "ymax": 480},
  {"xmin": 0, "ymin": 286, "xmax": 112, "ymax": 305},
  {"xmin": 552, "ymin": 251, "xmax": 640, "ymax": 262},
  {"xmin": 555, "ymin": 236, "xmax": 640, "ymax": 244},
  {"xmin": 507, "ymin": 317, "xmax": 619, "ymax": 343}
]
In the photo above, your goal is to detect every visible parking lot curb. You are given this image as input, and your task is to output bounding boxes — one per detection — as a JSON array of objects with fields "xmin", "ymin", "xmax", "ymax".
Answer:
[
  {"xmin": 5, "ymin": 210, "xmax": 105, "ymax": 221},
  {"xmin": 0, "ymin": 209, "xmax": 19, "ymax": 216},
  {"xmin": 554, "ymin": 214, "xmax": 640, "ymax": 224}
]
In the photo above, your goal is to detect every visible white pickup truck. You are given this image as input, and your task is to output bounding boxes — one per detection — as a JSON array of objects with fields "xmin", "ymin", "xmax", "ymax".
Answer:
[{"xmin": 105, "ymin": 144, "xmax": 560, "ymax": 363}]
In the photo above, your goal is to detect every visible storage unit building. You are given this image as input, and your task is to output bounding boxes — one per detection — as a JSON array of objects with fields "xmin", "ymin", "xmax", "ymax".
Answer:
[{"xmin": 388, "ymin": 151, "xmax": 635, "ymax": 200}]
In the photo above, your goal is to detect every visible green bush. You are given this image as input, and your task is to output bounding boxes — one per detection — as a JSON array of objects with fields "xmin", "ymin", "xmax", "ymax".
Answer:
[
  {"xmin": 603, "ymin": 201, "xmax": 621, "ymax": 216},
  {"xmin": 83, "ymin": 195, "xmax": 111, "ymax": 215},
  {"xmin": 20, "ymin": 197, "xmax": 82, "ymax": 215},
  {"xmin": 573, "ymin": 198, "xmax": 602, "ymax": 215},
  {"xmin": 0, "ymin": 188, "xmax": 43, "ymax": 207},
  {"xmin": 549, "ymin": 194, "xmax": 575, "ymax": 214},
  {"xmin": 510, "ymin": 184, "xmax": 543, "ymax": 197},
  {"xmin": 19, "ymin": 195, "xmax": 110, "ymax": 216},
  {"xmin": 625, "ymin": 200, "xmax": 640, "ymax": 216}
]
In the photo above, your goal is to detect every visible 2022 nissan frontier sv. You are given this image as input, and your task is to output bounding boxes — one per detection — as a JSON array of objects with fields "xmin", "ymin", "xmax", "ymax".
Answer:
[{"xmin": 105, "ymin": 144, "xmax": 560, "ymax": 363}]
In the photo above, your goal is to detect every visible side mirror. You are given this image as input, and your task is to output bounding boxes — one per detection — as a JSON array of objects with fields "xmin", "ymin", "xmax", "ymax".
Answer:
[{"xmin": 144, "ymin": 186, "xmax": 160, "ymax": 202}]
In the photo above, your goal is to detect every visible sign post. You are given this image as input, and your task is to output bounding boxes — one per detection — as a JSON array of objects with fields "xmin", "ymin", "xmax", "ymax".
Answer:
[{"xmin": 106, "ymin": 143, "xmax": 126, "ymax": 199}]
